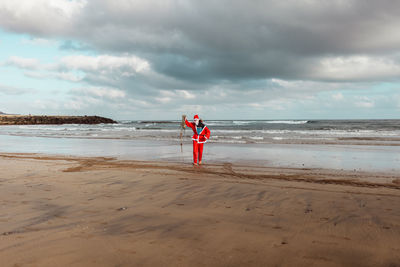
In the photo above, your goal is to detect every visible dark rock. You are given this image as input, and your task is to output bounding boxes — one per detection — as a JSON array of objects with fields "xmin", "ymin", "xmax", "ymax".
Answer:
[{"xmin": 0, "ymin": 115, "xmax": 117, "ymax": 125}]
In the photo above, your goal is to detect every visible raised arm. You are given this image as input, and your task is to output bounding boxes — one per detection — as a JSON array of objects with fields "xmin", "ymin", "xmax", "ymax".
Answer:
[{"xmin": 185, "ymin": 118, "xmax": 195, "ymax": 130}]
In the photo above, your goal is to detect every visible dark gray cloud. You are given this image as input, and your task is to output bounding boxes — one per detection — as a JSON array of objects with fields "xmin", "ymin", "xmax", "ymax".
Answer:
[
  {"xmin": 77, "ymin": 0, "xmax": 400, "ymax": 82},
  {"xmin": 2, "ymin": 0, "xmax": 400, "ymax": 84}
]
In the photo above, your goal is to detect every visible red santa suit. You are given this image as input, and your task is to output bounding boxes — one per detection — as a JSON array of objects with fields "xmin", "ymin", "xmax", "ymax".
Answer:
[{"xmin": 185, "ymin": 115, "xmax": 211, "ymax": 164}]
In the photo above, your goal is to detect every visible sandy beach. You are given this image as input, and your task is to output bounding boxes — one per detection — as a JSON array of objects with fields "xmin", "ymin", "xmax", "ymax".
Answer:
[{"xmin": 1, "ymin": 153, "xmax": 399, "ymax": 266}]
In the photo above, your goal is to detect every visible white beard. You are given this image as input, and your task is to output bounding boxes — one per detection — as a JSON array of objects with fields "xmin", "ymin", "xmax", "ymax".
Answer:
[{"xmin": 195, "ymin": 121, "xmax": 199, "ymax": 126}]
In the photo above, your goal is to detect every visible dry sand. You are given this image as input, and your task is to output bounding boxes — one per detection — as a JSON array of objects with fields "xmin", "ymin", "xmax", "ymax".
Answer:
[{"xmin": 0, "ymin": 153, "xmax": 399, "ymax": 266}]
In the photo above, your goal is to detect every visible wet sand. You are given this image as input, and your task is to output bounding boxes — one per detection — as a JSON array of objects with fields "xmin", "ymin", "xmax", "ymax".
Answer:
[
  {"xmin": 1, "ymin": 135, "xmax": 400, "ymax": 173},
  {"xmin": 1, "ymin": 153, "xmax": 400, "ymax": 266}
]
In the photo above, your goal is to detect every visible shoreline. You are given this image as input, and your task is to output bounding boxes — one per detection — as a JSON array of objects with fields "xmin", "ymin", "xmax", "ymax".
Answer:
[
  {"xmin": 4, "ymin": 132, "xmax": 400, "ymax": 146},
  {"xmin": 0, "ymin": 153, "xmax": 399, "ymax": 266},
  {"xmin": 1, "ymin": 135, "xmax": 400, "ymax": 173}
]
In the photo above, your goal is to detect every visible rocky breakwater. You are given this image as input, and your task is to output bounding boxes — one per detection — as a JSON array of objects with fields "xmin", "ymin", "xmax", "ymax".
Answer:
[{"xmin": 0, "ymin": 115, "xmax": 117, "ymax": 125}]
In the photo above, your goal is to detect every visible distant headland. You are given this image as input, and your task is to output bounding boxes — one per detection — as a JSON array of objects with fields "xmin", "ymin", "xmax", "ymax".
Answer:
[{"xmin": 0, "ymin": 114, "xmax": 117, "ymax": 125}]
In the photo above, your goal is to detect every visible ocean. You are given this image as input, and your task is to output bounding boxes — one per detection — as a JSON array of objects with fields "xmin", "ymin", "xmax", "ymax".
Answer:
[
  {"xmin": 1, "ymin": 119, "xmax": 400, "ymax": 145},
  {"xmin": 1, "ymin": 119, "xmax": 400, "ymax": 172}
]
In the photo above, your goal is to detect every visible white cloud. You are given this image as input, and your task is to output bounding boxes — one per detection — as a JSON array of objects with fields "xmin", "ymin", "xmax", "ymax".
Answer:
[
  {"xmin": 181, "ymin": 104, "xmax": 203, "ymax": 114},
  {"xmin": 396, "ymin": 95, "xmax": 400, "ymax": 109},
  {"xmin": 355, "ymin": 96, "xmax": 375, "ymax": 108},
  {"xmin": 21, "ymin": 37, "xmax": 58, "ymax": 46},
  {"xmin": 0, "ymin": 0, "xmax": 86, "ymax": 17},
  {"xmin": 155, "ymin": 97, "xmax": 172, "ymax": 104},
  {"xmin": 355, "ymin": 102, "xmax": 375, "ymax": 108},
  {"xmin": 158, "ymin": 89, "xmax": 196, "ymax": 100},
  {"xmin": 270, "ymin": 79, "xmax": 339, "ymax": 93},
  {"xmin": 316, "ymin": 55, "xmax": 400, "ymax": 81},
  {"xmin": 248, "ymin": 100, "xmax": 287, "ymax": 110},
  {"xmin": 0, "ymin": 83, "xmax": 34, "ymax": 95},
  {"xmin": 54, "ymin": 72, "xmax": 83, "ymax": 82},
  {"xmin": 0, "ymin": 0, "xmax": 87, "ymax": 34},
  {"xmin": 65, "ymin": 96, "xmax": 102, "ymax": 110},
  {"xmin": 70, "ymin": 87, "xmax": 126, "ymax": 99},
  {"xmin": 23, "ymin": 71, "xmax": 48, "ymax": 79},
  {"xmin": 23, "ymin": 70, "xmax": 83, "ymax": 82},
  {"xmin": 59, "ymin": 55, "xmax": 150, "ymax": 74},
  {"xmin": 6, "ymin": 56, "xmax": 41, "ymax": 69},
  {"xmin": 176, "ymin": 90, "xmax": 195, "ymax": 99},
  {"xmin": 128, "ymin": 98, "xmax": 151, "ymax": 108},
  {"xmin": 4, "ymin": 54, "xmax": 151, "ymax": 85},
  {"xmin": 33, "ymin": 99, "xmax": 61, "ymax": 110},
  {"xmin": 332, "ymin": 92, "xmax": 344, "ymax": 101}
]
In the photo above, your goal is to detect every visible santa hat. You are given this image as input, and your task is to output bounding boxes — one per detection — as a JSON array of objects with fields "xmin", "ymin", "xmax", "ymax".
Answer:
[{"xmin": 194, "ymin": 114, "xmax": 199, "ymax": 120}]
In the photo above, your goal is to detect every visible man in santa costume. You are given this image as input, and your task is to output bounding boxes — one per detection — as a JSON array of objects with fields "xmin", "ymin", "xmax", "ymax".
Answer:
[{"xmin": 185, "ymin": 114, "xmax": 211, "ymax": 165}]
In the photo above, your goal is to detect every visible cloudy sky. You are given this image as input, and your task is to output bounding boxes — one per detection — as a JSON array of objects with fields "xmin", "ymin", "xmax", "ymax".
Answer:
[{"xmin": 1, "ymin": 0, "xmax": 400, "ymax": 120}]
